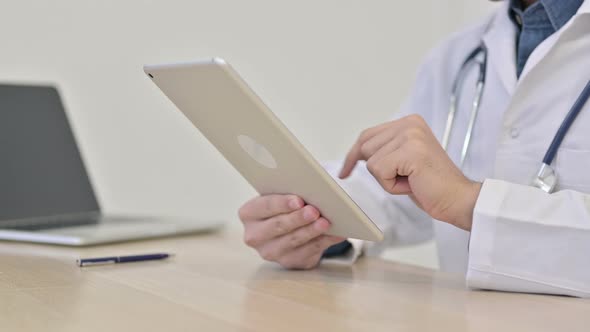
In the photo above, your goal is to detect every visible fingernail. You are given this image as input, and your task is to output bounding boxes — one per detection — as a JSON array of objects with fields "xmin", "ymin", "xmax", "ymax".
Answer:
[{"xmin": 289, "ymin": 198, "xmax": 301, "ymax": 210}]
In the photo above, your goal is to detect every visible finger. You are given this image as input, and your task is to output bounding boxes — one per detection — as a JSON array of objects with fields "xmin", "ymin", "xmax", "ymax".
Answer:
[
  {"xmin": 257, "ymin": 217, "xmax": 331, "ymax": 260},
  {"xmin": 366, "ymin": 152, "xmax": 401, "ymax": 194},
  {"xmin": 239, "ymin": 194, "xmax": 304, "ymax": 221},
  {"xmin": 364, "ymin": 136, "xmax": 403, "ymax": 183},
  {"xmin": 359, "ymin": 129, "xmax": 397, "ymax": 160},
  {"xmin": 278, "ymin": 235, "xmax": 346, "ymax": 270},
  {"xmin": 367, "ymin": 152, "xmax": 413, "ymax": 195},
  {"xmin": 365, "ymin": 134, "xmax": 405, "ymax": 165},
  {"xmin": 244, "ymin": 205, "xmax": 320, "ymax": 248},
  {"xmin": 339, "ymin": 122, "xmax": 396, "ymax": 179},
  {"xmin": 339, "ymin": 142, "xmax": 362, "ymax": 179},
  {"xmin": 358, "ymin": 121, "xmax": 395, "ymax": 142}
]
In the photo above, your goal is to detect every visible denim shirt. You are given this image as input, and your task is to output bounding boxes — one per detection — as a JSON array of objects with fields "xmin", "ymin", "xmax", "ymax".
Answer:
[{"xmin": 509, "ymin": 0, "xmax": 583, "ymax": 77}]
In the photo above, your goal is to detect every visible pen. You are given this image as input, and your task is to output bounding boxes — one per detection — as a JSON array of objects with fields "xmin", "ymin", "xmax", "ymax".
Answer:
[{"xmin": 77, "ymin": 253, "xmax": 173, "ymax": 267}]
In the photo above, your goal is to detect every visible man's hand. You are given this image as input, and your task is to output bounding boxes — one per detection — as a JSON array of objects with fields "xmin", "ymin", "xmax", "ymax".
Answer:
[
  {"xmin": 339, "ymin": 115, "xmax": 482, "ymax": 231},
  {"xmin": 238, "ymin": 195, "xmax": 345, "ymax": 269}
]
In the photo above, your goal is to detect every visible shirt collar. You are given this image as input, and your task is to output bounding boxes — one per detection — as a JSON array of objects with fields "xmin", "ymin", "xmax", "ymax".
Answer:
[{"xmin": 508, "ymin": 0, "xmax": 584, "ymax": 31}]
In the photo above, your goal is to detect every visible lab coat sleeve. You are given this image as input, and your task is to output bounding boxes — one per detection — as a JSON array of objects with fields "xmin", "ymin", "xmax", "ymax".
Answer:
[{"xmin": 467, "ymin": 179, "xmax": 590, "ymax": 298}]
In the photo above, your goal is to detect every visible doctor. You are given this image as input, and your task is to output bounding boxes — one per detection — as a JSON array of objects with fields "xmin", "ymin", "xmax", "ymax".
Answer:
[{"xmin": 238, "ymin": 0, "xmax": 590, "ymax": 297}]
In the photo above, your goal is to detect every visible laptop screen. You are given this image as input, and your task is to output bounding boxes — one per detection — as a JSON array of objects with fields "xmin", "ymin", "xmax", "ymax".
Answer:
[{"xmin": 0, "ymin": 85, "xmax": 100, "ymax": 225}]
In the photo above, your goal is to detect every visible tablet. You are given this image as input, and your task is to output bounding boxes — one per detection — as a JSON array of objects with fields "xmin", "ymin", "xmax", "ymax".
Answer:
[{"xmin": 144, "ymin": 59, "xmax": 383, "ymax": 242}]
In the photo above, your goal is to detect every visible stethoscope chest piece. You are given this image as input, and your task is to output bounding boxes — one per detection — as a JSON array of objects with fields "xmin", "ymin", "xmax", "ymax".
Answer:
[{"xmin": 531, "ymin": 163, "xmax": 557, "ymax": 193}]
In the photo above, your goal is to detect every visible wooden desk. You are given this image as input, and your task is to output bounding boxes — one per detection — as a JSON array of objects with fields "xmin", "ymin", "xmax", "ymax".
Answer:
[{"xmin": 0, "ymin": 228, "xmax": 587, "ymax": 332}]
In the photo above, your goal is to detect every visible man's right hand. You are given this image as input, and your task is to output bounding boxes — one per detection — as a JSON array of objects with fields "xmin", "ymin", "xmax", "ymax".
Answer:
[{"xmin": 238, "ymin": 194, "xmax": 345, "ymax": 270}]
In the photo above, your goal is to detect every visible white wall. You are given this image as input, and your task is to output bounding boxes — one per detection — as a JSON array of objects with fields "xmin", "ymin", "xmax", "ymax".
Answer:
[{"xmin": 0, "ymin": 0, "xmax": 499, "ymax": 267}]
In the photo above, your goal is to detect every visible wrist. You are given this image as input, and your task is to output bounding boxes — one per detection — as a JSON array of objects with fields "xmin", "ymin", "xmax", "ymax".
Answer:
[{"xmin": 452, "ymin": 181, "xmax": 482, "ymax": 231}]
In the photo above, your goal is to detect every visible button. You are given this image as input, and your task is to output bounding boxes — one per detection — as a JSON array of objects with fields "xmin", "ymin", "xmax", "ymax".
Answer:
[{"xmin": 510, "ymin": 127, "xmax": 520, "ymax": 138}]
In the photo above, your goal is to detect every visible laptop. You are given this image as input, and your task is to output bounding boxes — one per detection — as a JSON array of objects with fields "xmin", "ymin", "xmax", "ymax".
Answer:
[{"xmin": 0, "ymin": 84, "xmax": 223, "ymax": 246}]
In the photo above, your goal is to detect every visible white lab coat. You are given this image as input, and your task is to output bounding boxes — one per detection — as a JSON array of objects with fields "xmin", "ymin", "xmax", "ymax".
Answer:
[{"xmin": 326, "ymin": 0, "xmax": 590, "ymax": 298}]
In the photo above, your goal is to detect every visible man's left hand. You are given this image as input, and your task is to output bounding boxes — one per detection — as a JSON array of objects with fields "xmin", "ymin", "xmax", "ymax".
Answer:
[{"xmin": 339, "ymin": 114, "xmax": 482, "ymax": 231}]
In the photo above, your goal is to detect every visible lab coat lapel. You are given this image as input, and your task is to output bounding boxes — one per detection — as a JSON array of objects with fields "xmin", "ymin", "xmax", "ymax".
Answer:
[
  {"xmin": 518, "ymin": 1, "xmax": 590, "ymax": 81},
  {"xmin": 482, "ymin": 1, "xmax": 518, "ymax": 97},
  {"xmin": 503, "ymin": 1, "xmax": 590, "ymax": 128}
]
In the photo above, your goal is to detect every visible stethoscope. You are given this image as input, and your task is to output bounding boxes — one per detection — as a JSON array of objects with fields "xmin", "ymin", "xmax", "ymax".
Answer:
[{"xmin": 443, "ymin": 43, "xmax": 590, "ymax": 194}]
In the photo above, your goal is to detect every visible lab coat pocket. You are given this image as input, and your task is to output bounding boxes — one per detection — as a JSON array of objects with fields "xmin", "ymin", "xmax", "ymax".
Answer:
[{"xmin": 555, "ymin": 148, "xmax": 590, "ymax": 193}]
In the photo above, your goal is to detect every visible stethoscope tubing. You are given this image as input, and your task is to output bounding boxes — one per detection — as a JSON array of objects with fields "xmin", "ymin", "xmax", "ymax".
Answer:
[
  {"xmin": 447, "ymin": 42, "xmax": 590, "ymax": 193},
  {"xmin": 445, "ymin": 44, "xmax": 487, "ymax": 168},
  {"xmin": 542, "ymin": 80, "xmax": 590, "ymax": 165}
]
